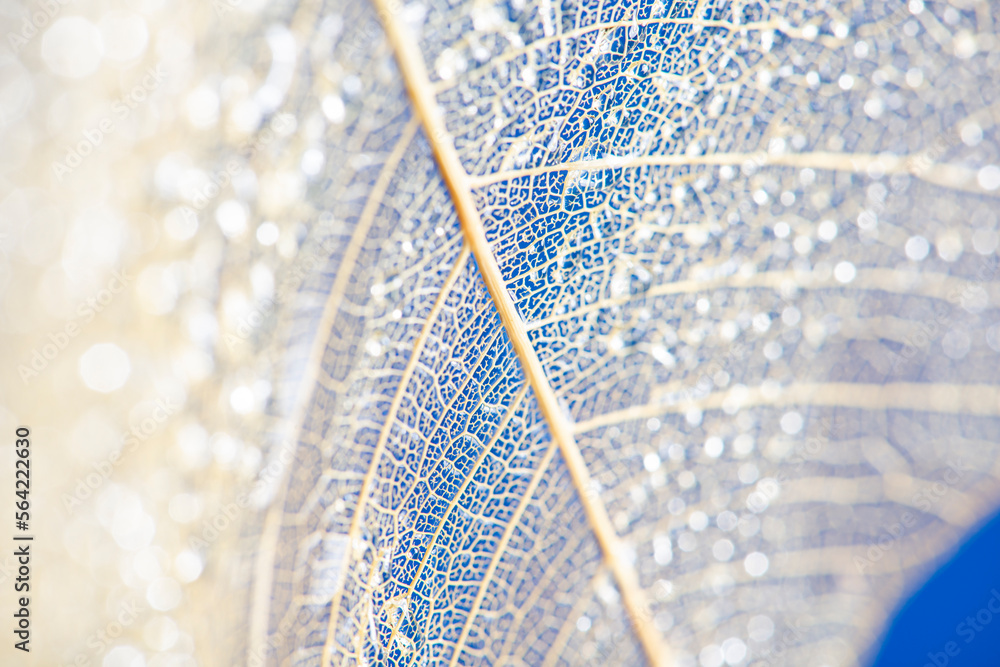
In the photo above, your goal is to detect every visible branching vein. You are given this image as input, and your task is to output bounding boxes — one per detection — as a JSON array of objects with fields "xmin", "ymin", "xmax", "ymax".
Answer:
[{"xmin": 373, "ymin": 2, "xmax": 672, "ymax": 664}]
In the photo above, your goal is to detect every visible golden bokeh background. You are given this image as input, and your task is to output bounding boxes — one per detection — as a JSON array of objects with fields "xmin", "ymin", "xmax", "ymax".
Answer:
[{"xmin": 0, "ymin": 1, "xmax": 309, "ymax": 663}]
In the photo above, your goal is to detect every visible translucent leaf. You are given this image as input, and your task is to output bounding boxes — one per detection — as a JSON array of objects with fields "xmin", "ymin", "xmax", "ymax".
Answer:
[{"xmin": 233, "ymin": 1, "xmax": 1000, "ymax": 665}]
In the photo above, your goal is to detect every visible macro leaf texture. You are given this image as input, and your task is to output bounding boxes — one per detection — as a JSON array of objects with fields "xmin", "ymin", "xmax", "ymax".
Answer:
[{"xmin": 234, "ymin": 1, "xmax": 1000, "ymax": 665}]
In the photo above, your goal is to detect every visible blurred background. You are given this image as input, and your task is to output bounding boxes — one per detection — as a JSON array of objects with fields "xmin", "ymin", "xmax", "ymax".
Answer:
[
  {"xmin": 0, "ymin": 0, "xmax": 308, "ymax": 664},
  {"xmin": 1, "ymin": 0, "xmax": 1000, "ymax": 666}
]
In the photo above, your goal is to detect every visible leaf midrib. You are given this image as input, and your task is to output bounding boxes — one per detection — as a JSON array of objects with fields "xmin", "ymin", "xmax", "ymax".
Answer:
[{"xmin": 372, "ymin": 3, "xmax": 671, "ymax": 665}]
